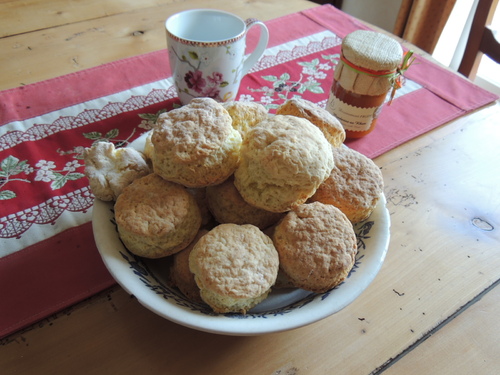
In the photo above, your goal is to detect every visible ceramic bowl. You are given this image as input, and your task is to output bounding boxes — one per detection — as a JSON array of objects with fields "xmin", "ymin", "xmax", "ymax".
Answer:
[{"xmin": 92, "ymin": 190, "xmax": 390, "ymax": 335}]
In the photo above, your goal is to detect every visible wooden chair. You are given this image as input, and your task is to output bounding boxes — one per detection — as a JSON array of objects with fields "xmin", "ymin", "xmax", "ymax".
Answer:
[{"xmin": 458, "ymin": 0, "xmax": 500, "ymax": 79}]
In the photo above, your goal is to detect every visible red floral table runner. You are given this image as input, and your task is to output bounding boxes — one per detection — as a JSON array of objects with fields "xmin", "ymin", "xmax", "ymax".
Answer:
[{"xmin": 0, "ymin": 4, "xmax": 497, "ymax": 338}]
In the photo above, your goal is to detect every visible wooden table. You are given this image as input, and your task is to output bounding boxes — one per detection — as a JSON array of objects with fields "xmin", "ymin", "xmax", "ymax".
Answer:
[{"xmin": 1, "ymin": 1, "xmax": 499, "ymax": 374}]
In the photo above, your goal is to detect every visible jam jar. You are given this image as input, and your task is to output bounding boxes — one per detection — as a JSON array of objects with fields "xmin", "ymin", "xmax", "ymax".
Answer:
[{"xmin": 326, "ymin": 30, "xmax": 404, "ymax": 138}]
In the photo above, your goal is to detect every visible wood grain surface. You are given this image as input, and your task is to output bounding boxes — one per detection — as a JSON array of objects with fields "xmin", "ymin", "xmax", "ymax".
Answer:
[{"xmin": 0, "ymin": 0, "xmax": 316, "ymax": 90}]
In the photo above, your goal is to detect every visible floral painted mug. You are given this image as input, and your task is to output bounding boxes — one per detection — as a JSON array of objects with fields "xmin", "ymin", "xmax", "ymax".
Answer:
[{"xmin": 165, "ymin": 9, "xmax": 269, "ymax": 104}]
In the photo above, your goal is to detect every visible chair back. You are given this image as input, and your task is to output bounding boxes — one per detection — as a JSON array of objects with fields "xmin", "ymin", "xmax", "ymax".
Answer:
[{"xmin": 458, "ymin": 0, "xmax": 500, "ymax": 79}]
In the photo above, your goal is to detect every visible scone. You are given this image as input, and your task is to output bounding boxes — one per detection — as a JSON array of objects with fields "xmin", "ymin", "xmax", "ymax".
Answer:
[
  {"xmin": 273, "ymin": 269, "xmax": 296, "ymax": 289},
  {"xmin": 272, "ymin": 202, "xmax": 357, "ymax": 293},
  {"xmin": 234, "ymin": 115, "xmax": 335, "ymax": 213},
  {"xmin": 170, "ymin": 230, "xmax": 208, "ymax": 304},
  {"xmin": 186, "ymin": 187, "xmax": 214, "ymax": 228},
  {"xmin": 84, "ymin": 141, "xmax": 150, "ymax": 201},
  {"xmin": 206, "ymin": 176, "xmax": 284, "ymax": 230},
  {"xmin": 276, "ymin": 98, "xmax": 346, "ymax": 147},
  {"xmin": 152, "ymin": 97, "xmax": 242, "ymax": 188},
  {"xmin": 189, "ymin": 223, "xmax": 279, "ymax": 313},
  {"xmin": 309, "ymin": 146, "xmax": 383, "ymax": 223},
  {"xmin": 114, "ymin": 174, "xmax": 202, "ymax": 258},
  {"xmin": 222, "ymin": 101, "xmax": 269, "ymax": 139}
]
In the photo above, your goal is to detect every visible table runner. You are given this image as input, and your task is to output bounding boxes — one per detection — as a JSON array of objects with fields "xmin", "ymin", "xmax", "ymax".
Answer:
[{"xmin": 0, "ymin": 4, "xmax": 497, "ymax": 338}]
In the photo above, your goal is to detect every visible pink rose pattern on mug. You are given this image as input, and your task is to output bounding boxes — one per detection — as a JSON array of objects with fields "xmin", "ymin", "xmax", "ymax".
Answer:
[{"xmin": 169, "ymin": 45, "xmax": 242, "ymax": 102}]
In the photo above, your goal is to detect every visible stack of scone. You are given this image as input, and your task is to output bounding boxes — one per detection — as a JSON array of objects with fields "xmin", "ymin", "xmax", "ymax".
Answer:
[{"xmin": 84, "ymin": 97, "xmax": 384, "ymax": 314}]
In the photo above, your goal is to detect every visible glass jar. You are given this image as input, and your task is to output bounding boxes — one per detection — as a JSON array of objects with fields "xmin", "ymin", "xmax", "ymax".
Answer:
[{"xmin": 326, "ymin": 30, "xmax": 404, "ymax": 138}]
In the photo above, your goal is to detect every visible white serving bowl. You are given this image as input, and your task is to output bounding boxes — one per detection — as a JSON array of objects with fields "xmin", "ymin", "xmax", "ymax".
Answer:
[{"xmin": 92, "ymin": 190, "xmax": 390, "ymax": 336}]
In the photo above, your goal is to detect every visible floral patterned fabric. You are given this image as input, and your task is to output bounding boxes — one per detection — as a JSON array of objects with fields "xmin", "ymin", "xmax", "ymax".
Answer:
[{"xmin": 0, "ymin": 4, "xmax": 497, "ymax": 338}]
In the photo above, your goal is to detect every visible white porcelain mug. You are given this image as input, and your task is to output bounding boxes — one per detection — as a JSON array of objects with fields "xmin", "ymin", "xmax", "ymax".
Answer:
[{"xmin": 165, "ymin": 9, "xmax": 269, "ymax": 105}]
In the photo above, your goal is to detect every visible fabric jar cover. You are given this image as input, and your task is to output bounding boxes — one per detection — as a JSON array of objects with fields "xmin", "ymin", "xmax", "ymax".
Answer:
[{"xmin": 334, "ymin": 30, "xmax": 403, "ymax": 96}]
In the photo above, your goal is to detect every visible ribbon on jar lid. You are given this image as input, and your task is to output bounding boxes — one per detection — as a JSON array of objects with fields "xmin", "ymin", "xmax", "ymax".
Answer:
[{"xmin": 339, "ymin": 50, "xmax": 416, "ymax": 105}]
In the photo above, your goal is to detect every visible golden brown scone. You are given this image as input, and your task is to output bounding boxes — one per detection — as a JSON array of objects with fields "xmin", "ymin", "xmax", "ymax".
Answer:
[
  {"xmin": 272, "ymin": 202, "xmax": 357, "ymax": 293},
  {"xmin": 273, "ymin": 269, "xmax": 296, "ymax": 289},
  {"xmin": 206, "ymin": 176, "xmax": 284, "ymax": 230},
  {"xmin": 234, "ymin": 115, "xmax": 334, "ymax": 213},
  {"xmin": 170, "ymin": 230, "xmax": 208, "ymax": 303},
  {"xmin": 186, "ymin": 188, "xmax": 213, "ymax": 228},
  {"xmin": 83, "ymin": 141, "xmax": 150, "ymax": 201},
  {"xmin": 152, "ymin": 98, "xmax": 242, "ymax": 188},
  {"xmin": 115, "ymin": 174, "xmax": 202, "ymax": 258},
  {"xmin": 222, "ymin": 101, "xmax": 269, "ymax": 139},
  {"xmin": 276, "ymin": 98, "xmax": 346, "ymax": 147},
  {"xmin": 189, "ymin": 224, "xmax": 279, "ymax": 313},
  {"xmin": 309, "ymin": 146, "xmax": 383, "ymax": 223}
]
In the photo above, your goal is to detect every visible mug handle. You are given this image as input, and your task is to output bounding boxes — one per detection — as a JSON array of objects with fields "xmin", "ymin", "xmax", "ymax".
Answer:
[{"xmin": 241, "ymin": 19, "xmax": 269, "ymax": 76}]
